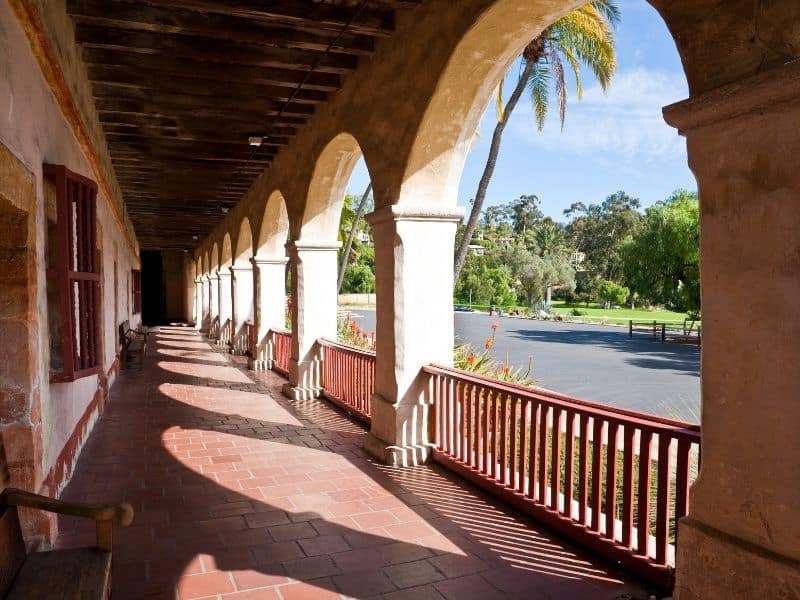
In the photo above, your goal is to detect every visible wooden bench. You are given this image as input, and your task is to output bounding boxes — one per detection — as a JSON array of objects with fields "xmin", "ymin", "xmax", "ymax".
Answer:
[
  {"xmin": 119, "ymin": 320, "xmax": 147, "ymax": 370},
  {"xmin": 0, "ymin": 464, "xmax": 134, "ymax": 598}
]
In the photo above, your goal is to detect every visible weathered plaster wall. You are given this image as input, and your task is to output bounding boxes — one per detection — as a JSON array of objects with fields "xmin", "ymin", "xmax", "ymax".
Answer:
[{"xmin": 0, "ymin": 0, "xmax": 140, "ymax": 531}]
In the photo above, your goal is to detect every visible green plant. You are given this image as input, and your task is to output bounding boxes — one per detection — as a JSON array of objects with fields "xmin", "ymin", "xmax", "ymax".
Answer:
[
  {"xmin": 454, "ymin": 323, "xmax": 536, "ymax": 385},
  {"xmin": 337, "ymin": 316, "xmax": 376, "ymax": 350}
]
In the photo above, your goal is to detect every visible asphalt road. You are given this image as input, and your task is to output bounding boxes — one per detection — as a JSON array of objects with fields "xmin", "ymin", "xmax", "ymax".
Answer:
[{"xmin": 344, "ymin": 308, "xmax": 700, "ymax": 423}]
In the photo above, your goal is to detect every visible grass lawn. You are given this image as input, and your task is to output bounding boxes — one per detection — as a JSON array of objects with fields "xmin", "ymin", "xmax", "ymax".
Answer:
[{"xmin": 549, "ymin": 301, "xmax": 691, "ymax": 323}]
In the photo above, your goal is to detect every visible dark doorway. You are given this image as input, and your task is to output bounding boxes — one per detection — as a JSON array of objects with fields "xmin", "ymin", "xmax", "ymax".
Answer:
[{"xmin": 141, "ymin": 250, "xmax": 165, "ymax": 326}]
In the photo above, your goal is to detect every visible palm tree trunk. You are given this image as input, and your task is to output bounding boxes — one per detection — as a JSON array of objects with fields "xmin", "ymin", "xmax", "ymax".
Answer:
[
  {"xmin": 337, "ymin": 182, "xmax": 372, "ymax": 294},
  {"xmin": 454, "ymin": 59, "xmax": 536, "ymax": 284}
]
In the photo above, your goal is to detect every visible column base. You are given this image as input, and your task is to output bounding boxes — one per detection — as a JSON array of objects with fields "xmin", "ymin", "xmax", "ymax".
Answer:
[
  {"xmin": 674, "ymin": 517, "xmax": 800, "ymax": 599},
  {"xmin": 281, "ymin": 382, "xmax": 322, "ymax": 400},
  {"xmin": 363, "ymin": 432, "xmax": 432, "ymax": 467}
]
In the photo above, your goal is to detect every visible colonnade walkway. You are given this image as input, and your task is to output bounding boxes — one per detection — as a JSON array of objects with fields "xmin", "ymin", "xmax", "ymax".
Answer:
[{"xmin": 55, "ymin": 327, "xmax": 646, "ymax": 599}]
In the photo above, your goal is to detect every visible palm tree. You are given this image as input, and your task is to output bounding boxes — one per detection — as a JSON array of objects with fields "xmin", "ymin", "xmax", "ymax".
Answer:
[
  {"xmin": 453, "ymin": 0, "xmax": 620, "ymax": 282},
  {"xmin": 338, "ymin": 182, "xmax": 372, "ymax": 294}
]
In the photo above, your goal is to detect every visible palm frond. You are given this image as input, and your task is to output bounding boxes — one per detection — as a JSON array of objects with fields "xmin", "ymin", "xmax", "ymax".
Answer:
[
  {"xmin": 549, "ymin": 49, "xmax": 567, "ymax": 129},
  {"xmin": 527, "ymin": 63, "xmax": 551, "ymax": 131}
]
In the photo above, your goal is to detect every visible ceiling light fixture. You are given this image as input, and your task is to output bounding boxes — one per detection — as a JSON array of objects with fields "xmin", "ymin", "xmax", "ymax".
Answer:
[{"xmin": 248, "ymin": 135, "xmax": 266, "ymax": 147}]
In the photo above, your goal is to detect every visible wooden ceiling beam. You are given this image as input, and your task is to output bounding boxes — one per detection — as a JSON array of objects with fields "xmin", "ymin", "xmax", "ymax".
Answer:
[
  {"xmin": 105, "ymin": 131, "xmax": 291, "ymax": 148},
  {"xmin": 67, "ymin": 0, "xmax": 376, "ymax": 55},
  {"xmin": 81, "ymin": 49, "xmax": 342, "ymax": 91},
  {"xmin": 93, "ymin": 90, "xmax": 316, "ymax": 118},
  {"xmin": 143, "ymin": 0, "xmax": 396, "ymax": 37},
  {"xmin": 89, "ymin": 73, "xmax": 328, "ymax": 105},
  {"xmin": 102, "ymin": 121, "xmax": 298, "ymax": 138},
  {"xmin": 75, "ymin": 25, "xmax": 359, "ymax": 74}
]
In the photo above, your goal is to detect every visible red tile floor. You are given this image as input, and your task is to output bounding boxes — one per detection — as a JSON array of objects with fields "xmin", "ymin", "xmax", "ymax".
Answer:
[{"xmin": 57, "ymin": 327, "xmax": 652, "ymax": 599}]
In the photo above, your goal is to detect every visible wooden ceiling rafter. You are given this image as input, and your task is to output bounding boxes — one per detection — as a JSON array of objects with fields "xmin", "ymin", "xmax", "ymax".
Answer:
[{"xmin": 68, "ymin": 0, "xmax": 415, "ymax": 249}]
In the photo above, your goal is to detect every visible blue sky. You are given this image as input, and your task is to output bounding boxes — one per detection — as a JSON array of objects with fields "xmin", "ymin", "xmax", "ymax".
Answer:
[{"xmin": 348, "ymin": 0, "xmax": 696, "ymax": 220}]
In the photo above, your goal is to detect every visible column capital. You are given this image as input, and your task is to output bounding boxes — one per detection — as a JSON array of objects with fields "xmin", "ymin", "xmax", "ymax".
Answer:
[
  {"xmin": 664, "ymin": 60, "xmax": 800, "ymax": 134},
  {"xmin": 217, "ymin": 268, "xmax": 232, "ymax": 278},
  {"xmin": 286, "ymin": 240, "xmax": 342, "ymax": 253},
  {"xmin": 251, "ymin": 256, "xmax": 289, "ymax": 267},
  {"xmin": 366, "ymin": 204, "xmax": 464, "ymax": 227},
  {"xmin": 207, "ymin": 272, "xmax": 219, "ymax": 281},
  {"xmin": 230, "ymin": 263, "xmax": 253, "ymax": 273}
]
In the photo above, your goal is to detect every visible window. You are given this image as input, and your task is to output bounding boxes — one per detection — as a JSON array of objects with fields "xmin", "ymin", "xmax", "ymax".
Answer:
[
  {"xmin": 132, "ymin": 269, "xmax": 142, "ymax": 315},
  {"xmin": 44, "ymin": 164, "xmax": 101, "ymax": 382}
]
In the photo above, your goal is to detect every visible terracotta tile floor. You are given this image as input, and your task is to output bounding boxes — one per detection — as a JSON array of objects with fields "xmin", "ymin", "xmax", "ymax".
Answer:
[{"xmin": 57, "ymin": 327, "xmax": 650, "ymax": 599}]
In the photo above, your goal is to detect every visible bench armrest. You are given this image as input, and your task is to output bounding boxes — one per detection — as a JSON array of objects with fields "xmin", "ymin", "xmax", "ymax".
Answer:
[
  {"xmin": 5, "ymin": 488, "xmax": 134, "ymax": 552},
  {"xmin": 4, "ymin": 488, "xmax": 134, "ymax": 525}
]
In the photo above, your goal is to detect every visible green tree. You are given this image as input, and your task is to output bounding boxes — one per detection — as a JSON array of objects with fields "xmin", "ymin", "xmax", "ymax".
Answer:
[
  {"xmin": 621, "ymin": 190, "xmax": 700, "ymax": 312},
  {"xmin": 453, "ymin": 0, "xmax": 620, "ymax": 283},
  {"xmin": 338, "ymin": 183, "xmax": 372, "ymax": 293},
  {"xmin": 455, "ymin": 253, "xmax": 517, "ymax": 306},
  {"xmin": 503, "ymin": 245, "xmax": 575, "ymax": 307},
  {"xmin": 563, "ymin": 190, "xmax": 642, "ymax": 280},
  {"xmin": 597, "ymin": 278, "xmax": 629, "ymax": 308}
]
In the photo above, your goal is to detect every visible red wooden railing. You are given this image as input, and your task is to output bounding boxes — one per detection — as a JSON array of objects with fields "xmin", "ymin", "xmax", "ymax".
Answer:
[
  {"xmin": 319, "ymin": 339, "xmax": 374, "ymax": 425},
  {"xmin": 270, "ymin": 329, "xmax": 292, "ymax": 375},
  {"xmin": 423, "ymin": 365, "xmax": 700, "ymax": 588}
]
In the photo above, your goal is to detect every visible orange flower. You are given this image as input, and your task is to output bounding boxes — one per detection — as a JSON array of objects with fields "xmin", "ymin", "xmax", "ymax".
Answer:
[
  {"xmin": 467, "ymin": 353, "xmax": 477, "ymax": 366},
  {"xmin": 349, "ymin": 321, "xmax": 357, "ymax": 332},
  {"xmin": 502, "ymin": 366, "xmax": 510, "ymax": 375},
  {"xmin": 484, "ymin": 338, "xmax": 494, "ymax": 350},
  {"xmin": 491, "ymin": 322, "xmax": 500, "ymax": 331}
]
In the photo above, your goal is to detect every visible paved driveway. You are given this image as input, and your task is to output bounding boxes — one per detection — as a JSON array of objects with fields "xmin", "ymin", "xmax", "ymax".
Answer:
[{"xmin": 345, "ymin": 309, "xmax": 700, "ymax": 423}]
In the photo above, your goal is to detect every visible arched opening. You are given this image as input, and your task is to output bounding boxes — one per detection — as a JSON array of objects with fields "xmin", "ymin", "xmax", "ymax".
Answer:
[
  {"xmin": 217, "ymin": 233, "xmax": 234, "ymax": 345},
  {"xmin": 252, "ymin": 191, "xmax": 291, "ymax": 369},
  {"xmin": 371, "ymin": 0, "xmax": 706, "ymax": 585},
  {"xmin": 208, "ymin": 242, "xmax": 220, "ymax": 337},
  {"xmin": 284, "ymin": 133, "xmax": 377, "ymax": 399},
  {"xmin": 231, "ymin": 218, "xmax": 255, "ymax": 353}
]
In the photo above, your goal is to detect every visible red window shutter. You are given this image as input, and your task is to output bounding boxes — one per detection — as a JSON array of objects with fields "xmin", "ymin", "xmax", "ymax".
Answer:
[{"xmin": 44, "ymin": 164, "xmax": 101, "ymax": 382}]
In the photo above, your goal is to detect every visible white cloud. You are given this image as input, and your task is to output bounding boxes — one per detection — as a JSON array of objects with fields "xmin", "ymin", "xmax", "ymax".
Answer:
[{"xmin": 506, "ymin": 68, "xmax": 688, "ymax": 161}]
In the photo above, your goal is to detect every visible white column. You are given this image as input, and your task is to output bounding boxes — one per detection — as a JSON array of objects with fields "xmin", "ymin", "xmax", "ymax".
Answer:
[
  {"xmin": 282, "ymin": 240, "xmax": 340, "ymax": 400},
  {"xmin": 217, "ymin": 269, "xmax": 233, "ymax": 345},
  {"xmin": 207, "ymin": 273, "xmax": 220, "ymax": 338},
  {"xmin": 364, "ymin": 205, "xmax": 463, "ymax": 466},
  {"xmin": 193, "ymin": 278, "xmax": 202, "ymax": 329},
  {"xmin": 231, "ymin": 264, "xmax": 254, "ymax": 354},
  {"xmin": 199, "ymin": 276, "xmax": 209, "ymax": 331},
  {"xmin": 252, "ymin": 257, "xmax": 288, "ymax": 369}
]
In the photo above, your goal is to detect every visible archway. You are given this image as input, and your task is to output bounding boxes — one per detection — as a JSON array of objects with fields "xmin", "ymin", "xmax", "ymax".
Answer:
[{"xmin": 231, "ymin": 218, "xmax": 254, "ymax": 353}]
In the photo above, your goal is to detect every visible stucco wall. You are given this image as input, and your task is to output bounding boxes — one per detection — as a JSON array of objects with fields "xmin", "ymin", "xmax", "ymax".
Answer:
[{"xmin": 0, "ymin": 0, "xmax": 140, "ymax": 493}]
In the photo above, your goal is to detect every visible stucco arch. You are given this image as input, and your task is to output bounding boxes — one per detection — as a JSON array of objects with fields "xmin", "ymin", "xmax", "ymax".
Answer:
[
  {"xmin": 220, "ymin": 233, "xmax": 233, "ymax": 269},
  {"xmin": 210, "ymin": 243, "xmax": 219, "ymax": 271},
  {"xmin": 300, "ymin": 132, "xmax": 368, "ymax": 241},
  {"xmin": 257, "ymin": 190, "xmax": 289, "ymax": 257},
  {"xmin": 234, "ymin": 217, "xmax": 254, "ymax": 266}
]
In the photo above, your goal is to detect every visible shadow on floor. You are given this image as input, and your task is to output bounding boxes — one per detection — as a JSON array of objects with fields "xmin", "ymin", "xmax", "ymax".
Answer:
[{"xmin": 56, "ymin": 327, "xmax": 651, "ymax": 600}]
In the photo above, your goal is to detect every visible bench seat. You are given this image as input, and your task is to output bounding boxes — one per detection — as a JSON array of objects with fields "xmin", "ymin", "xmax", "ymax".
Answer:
[{"xmin": 7, "ymin": 548, "xmax": 111, "ymax": 599}]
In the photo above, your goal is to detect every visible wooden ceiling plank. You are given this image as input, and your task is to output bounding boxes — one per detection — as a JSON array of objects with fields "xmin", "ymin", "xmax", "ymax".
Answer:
[
  {"xmin": 67, "ymin": 0, "xmax": 376, "ymax": 55},
  {"xmin": 75, "ymin": 25, "xmax": 359, "ymax": 74}
]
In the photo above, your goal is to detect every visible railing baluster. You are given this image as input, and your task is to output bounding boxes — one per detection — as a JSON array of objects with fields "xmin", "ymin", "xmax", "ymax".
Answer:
[
  {"xmin": 637, "ymin": 429, "xmax": 654, "ymax": 557},
  {"xmin": 518, "ymin": 399, "xmax": 529, "ymax": 495},
  {"xmin": 528, "ymin": 401, "xmax": 540, "ymax": 500},
  {"xmin": 591, "ymin": 418, "xmax": 604, "ymax": 532},
  {"xmin": 551, "ymin": 407, "xmax": 562, "ymax": 511},
  {"xmin": 467, "ymin": 384, "xmax": 475, "ymax": 467},
  {"xmin": 605, "ymin": 421, "xmax": 619, "ymax": 540},
  {"xmin": 489, "ymin": 389, "xmax": 497, "ymax": 480},
  {"xmin": 538, "ymin": 404, "xmax": 548, "ymax": 503},
  {"xmin": 500, "ymin": 393, "xmax": 509, "ymax": 486},
  {"xmin": 675, "ymin": 438, "xmax": 692, "ymax": 524},
  {"xmin": 579, "ymin": 413, "xmax": 590, "ymax": 525},
  {"xmin": 622, "ymin": 426, "xmax": 635, "ymax": 547},
  {"xmin": 655, "ymin": 434, "xmax": 672, "ymax": 565},
  {"xmin": 564, "ymin": 410, "xmax": 575, "ymax": 519},
  {"xmin": 509, "ymin": 396, "xmax": 518, "ymax": 489}
]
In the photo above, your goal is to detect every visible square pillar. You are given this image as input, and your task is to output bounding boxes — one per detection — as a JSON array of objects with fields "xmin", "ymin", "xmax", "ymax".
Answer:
[
  {"xmin": 193, "ymin": 278, "xmax": 202, "ymax": 329},
  {"xmin": 664, "ymin": 61, "xmax": 800, "ymax": 598},
  {"xmin": 231, "ymin": 265, "xmax": 254, "ymax": 354},
  {"xmin": 363, "ymin": 205, "xmax": 463, "ymax": 466},
  {"xmin": 217, "ymin": 269, "xmax": 233, "ymax": 346},
  {"xmin": 282, "ymin": 240, "xmax": 340, "ymax": 400},
  {"xmin": 252, "ymin": 257, "xmax": 288, "ymax": 369},
  {"xmin": 207, "ymin": 273, "xmax": 219, "ymax": 338}
]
